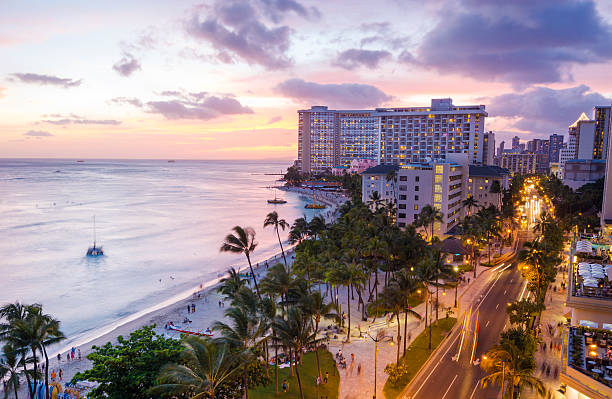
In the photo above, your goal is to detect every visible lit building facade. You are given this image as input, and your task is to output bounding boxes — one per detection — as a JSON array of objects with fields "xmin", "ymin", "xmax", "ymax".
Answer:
[
  {"xmin": 482, "ymin": 131, "xmax": 495, "ymax": 165},
  {"xmin": 548, "ymin": 133, "xmax": 564, "ymax": 163},
  {"xmin": 361, "ymin": 164, "xmax": 399, "ymax": 209},
  {"xmin": 500, "ymin": 153, "xmax": 537, "ymax": 175},
  {"xmin": 297, "ymin": 99, "xmax": 488, "ymax": 173},
  {"xmin": 467, "ymin": 165, "xmax": 510, "ymax": 211}
]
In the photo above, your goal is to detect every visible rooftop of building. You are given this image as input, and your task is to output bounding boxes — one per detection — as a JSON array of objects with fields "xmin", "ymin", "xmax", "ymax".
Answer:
[
  {"xmin": 566, "ymin": 159, "xmax": 607, "ymax": 164},
  {"xmin": 565, "ymin": 326, "xmax": 612, "ymax": 394},
  {"xmin": 300, "ymin": 99, "xmax": 487, "ymax": 115},
  {"xmin": 469, "ymin": 165, "xmax": 510, "ymax": 177},
  {"xmin": 362, "ymin": 164, "xmax": 400, "ymax": 175}
]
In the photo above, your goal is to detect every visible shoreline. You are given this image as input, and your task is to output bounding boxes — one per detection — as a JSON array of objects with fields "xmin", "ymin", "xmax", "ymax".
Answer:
[{"xmin": 37, "ymin": 189, "xmax": 347, "ymax": 390}]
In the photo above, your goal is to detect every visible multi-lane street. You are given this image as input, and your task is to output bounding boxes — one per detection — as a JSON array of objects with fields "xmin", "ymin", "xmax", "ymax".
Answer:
[{"xmin": 404, "ymin": 181, "xmax": 546, "ymax": 399}]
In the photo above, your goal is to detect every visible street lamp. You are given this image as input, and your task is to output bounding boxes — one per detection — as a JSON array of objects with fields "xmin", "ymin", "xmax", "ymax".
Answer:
[
  {"xmin": 453, "ymin": 266, "xmax": 459, "ymax": 308},
  {"xmin": 366, "ymin": 329, "xmax": 390, "ymax": 399}
]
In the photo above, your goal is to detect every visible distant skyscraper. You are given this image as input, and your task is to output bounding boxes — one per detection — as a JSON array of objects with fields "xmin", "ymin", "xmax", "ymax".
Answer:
[
  {"xmin": 512, "ymin": 136, "xmax": 520, "ymax": 150},
  {"xmin": 482, "ymin": 131, "xmax": 495, "ymax": 165},
  {"xmin": 548, "ymin": 134, "xmax": 564, "ymax": 163},
  {"xmin": 594, "ymin": 106, "xmax": 611, "ymax": 160},
  {"xmin": 297, "ymin": 99, "xmax": 489, "ymax": 173},
  {"xmin": 497, "ymin": 141, "xmax": 505, "ymax": 157}
]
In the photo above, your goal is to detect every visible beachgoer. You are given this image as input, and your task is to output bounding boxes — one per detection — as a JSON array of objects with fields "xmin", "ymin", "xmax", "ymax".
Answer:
[
  {"xmin": 59, "ymin": 369, "xmax": 63, "ymax": 381},
  {"xmin": 57, "ymin": 353, "xmax": 61, "ymax": 363},
  {"xmin": 316, "ymin": 376, "xmax": 322, "ymax": 386},
  {"xmin": 187, "ymin": 305, "xmax": 190, "ymax": 314},
  {"xmin": 192, "ymin": 304, "xmax": 195, "ymax": 313},
  {"xmin": 357, "ymin": 363, "xmax": 362, "ymax": 375},
  {"xmin": 282, "ymin": 380, "xmax": 288, "ymax": 392},
  {"xmin": 66, "ymin": 353, "xmax": 70, "ymax": 362},
  {"xmin": 324, "ymin": 371, "xmax": 329, "ymax": 383},
  {"xmin": 51, "ymin": 370, "xmax": 57, "ymax": 381},
  {"xmin": 78, "ymin": 349, "xmax": 82, "ymax": 361},
  {"xmin": 71, "ymin": 351, "xmax": 74, "ymax": 361}
]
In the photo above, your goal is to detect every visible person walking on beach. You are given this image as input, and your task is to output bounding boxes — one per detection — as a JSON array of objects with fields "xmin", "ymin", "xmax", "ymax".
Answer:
[
  {"xmin": 187, "ymin": 304, "xmax": 190, "ymax": 314},
  {"xmin": 71, "ymin": 351, "xmax": 74, "ymax": 361},
  {"xmin": 59, "ymin": 369, "xmax": 63, "ymax": 381},
  {"xmin": 78, "ymin": 348, "xmax": 82, "ymax": 361},
  {"xmin": 282, "ymin": 379, "xmax": 288, "ymax": 392},
  {"xmin": 192, "ymin": 304, "xmax": 195, "ymax": 313},
  {"xmin": 57, "ymin": 353, "xmax": 61, "ymax": 363}
]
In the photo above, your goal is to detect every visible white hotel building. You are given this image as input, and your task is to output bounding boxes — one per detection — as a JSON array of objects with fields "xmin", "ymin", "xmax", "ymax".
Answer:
[{"xmin": 298, "ymin": 99, "xmax": 488, "ymax": 174}]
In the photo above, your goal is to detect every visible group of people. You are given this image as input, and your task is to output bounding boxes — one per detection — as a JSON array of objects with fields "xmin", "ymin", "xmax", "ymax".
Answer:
[
  {"xmin": 335, "ymin": 350, "xmax": 361, "ymax": 376},
  {"xmin": 56, "ymin": 347, "xmax": 81, "ymax": 364}
]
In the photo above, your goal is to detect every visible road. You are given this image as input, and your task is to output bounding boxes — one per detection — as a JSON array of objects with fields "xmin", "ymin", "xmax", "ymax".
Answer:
[
  {"xmin": 403, "ymin": 250, "xmax": 526, "ymax": 399},
  {"xmin": 404, "ymin": 181, "xmax": 545, "ymax": 399}
]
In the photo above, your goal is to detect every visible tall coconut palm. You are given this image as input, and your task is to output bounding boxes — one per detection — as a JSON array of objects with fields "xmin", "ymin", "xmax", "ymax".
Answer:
[
  {"xmin": 462, "ymin": 196, "xmax": 479, "ymax": 216},
  {"xmin": 368, "ymin": 191, "xmax": 383, "ymax": 211},
  {"xmin": 414, "ymin": 256, "xmax": 438, "ymax": 350},
  {"xmin": 289, "ymin": 217, "xmax": 310, "ymax": 244},
  {"xmin": 480, "ymin": 343, "xmax": 551, "ymax": 399},
  {"xmin": 308, "ymin": 216, "xmax": 327, "ymax": 240},
  {"xmin": 0, "ymin": 302, "xmax": 32, "ymax": 340},
  {"xmin": 519, "ymin": 239, "xmax": 547, "ymax": 304},
  {"xmin": 260, "ymin": 263, "xmax": 296, "ymax": 311},
  {"xmin": 393, "ymin": 269, "xmax": 422, "ymax": 357},
  {"xmin": 220, "ymin": 226, "xmax": 261, "ymax": 299},
  {"xmin": 218, "ymin": 267, "xmax": 247, "ymax": 300},
  {"xmin": 297, "ymin": 291, "xmax": 337, "ymax": 379},
  {"xmin": 264, "ymin": 211, "xmax": 289, "ymax": 268},
  {"xmin": 0, "ymin": 344, "xmax": 25, "ymax": 399},
  {"xmin": 370, "ymin": 280, "xmax": 421, "ymax": 364},
  {"xmin": 271, "ymin": 307, "xmax": 319, "ymax": 399},
  {"xmin": 416, "ymin": 205, "xmax": 444, "ymax": 240},
  {"xmin": 213, "ymin": 305, "xmax": 265, "ymax": 399},
  {"xmin": 151, "ymin": 336, "xmax": 243, "ymax": 398},
  {"xmin": 327, "ymin": 262, "xmax": 367, "ymax": 342}
]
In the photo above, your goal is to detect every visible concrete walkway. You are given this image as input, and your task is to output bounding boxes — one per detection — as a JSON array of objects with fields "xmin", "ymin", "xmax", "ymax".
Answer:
[{"xmin": 332, "ymin": 251, "xmax": 515, "ymax": 399}]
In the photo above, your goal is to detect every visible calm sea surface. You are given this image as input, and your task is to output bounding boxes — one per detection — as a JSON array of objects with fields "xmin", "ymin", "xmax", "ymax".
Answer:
[{"xmin": 0, "ymin": 159, "xmax": 322, "ymax": 339}]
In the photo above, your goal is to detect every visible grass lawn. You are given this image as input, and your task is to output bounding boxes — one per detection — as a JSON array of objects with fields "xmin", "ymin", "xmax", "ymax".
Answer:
[
  {"xmin": 250, "ymin": 349, "xmax": 339, "ymax": 399},
  {"xmin": 383, "ymin": 317, "xmax": 457, "ymax": 399},
  {"xmin": 407, "ymin": 291, "xmax": 424, "ymax": 308}
]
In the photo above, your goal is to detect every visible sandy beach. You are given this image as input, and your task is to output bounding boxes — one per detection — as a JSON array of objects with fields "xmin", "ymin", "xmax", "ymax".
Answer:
[{"xmin": 26, "ymin": 189, "xmax": 347, "ymax": 394}]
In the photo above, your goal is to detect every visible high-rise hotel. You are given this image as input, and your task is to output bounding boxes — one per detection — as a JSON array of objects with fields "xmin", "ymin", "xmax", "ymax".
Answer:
[{"xmin": 297, "ymin": 98, "xmax": 488, "ymax": 173}]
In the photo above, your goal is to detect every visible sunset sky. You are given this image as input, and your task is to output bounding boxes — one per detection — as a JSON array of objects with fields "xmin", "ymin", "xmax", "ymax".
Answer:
[{"xmin": 2, "ymin": 0, "xmax": 612, "ymax": 160}]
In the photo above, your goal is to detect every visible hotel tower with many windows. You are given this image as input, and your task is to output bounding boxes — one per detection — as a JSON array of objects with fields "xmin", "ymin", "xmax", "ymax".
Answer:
[{"xmin": 297, "ymin": 98, "xmax": 488, "ymax": 173}]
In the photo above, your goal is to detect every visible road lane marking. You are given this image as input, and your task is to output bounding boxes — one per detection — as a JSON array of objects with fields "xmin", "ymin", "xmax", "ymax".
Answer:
[
  {"xmin": 469, "ymin": 381, "xmax": 480, "ymax": 399},
  {"xmin": 485, "ymin": 320, "xmax": 490, "ymax": 327},
  {"xmin": 495, "ymin": 303, "xmax": 499, "ymax": 310},
  {"xmin": 441, "ymin": 374, "xmax": 459, "ymax": 399},
  {"xmin": 504, "ymin": 289, "xmax": 507, "ymax": 295},
  {"xmin": 498, "ymin": 263, "xmax": 512, "ymax": 273},
  {"xmin": 475, "ymin": 273, "xmax": 502, "ymax": 313},
  {"xmin": 518, "ymin": 281, "xmax": 528, "ymax": 301},
  {"xmin": 412, "ymin": 332, "xmax": 461, "ymax": 398},
  {"xmin": 470, "ymin": 311, "xmax": 480, "ymax": 364}
]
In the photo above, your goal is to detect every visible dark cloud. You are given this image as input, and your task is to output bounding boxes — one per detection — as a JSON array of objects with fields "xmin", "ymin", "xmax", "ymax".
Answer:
[
  {"xmin": 112, "ymin": 53, "xmax": 141, "ymax": 77},
  {"xmin": 24, "ymin": 130, "xmax": 53, "ymax": 137},
  {"xmin": 333, "ymin": 49, "xmax": 392, "ymax": 70},
  {"xmin": 144, "ymin": 91, "xmax": 253, "ymax": 120},
  {"xmin": 488, "ymin": 85, "xmax": 612, "ymax": 134},
  {"xmin": 9, "ymin": 73, "xmax": 81, "ymax": 88},
  {"xmin": 111, "ymin": 97, "xmax": 143, "ymax": 107},
  {"xmin": 276, "ymin": 78, "xmax": 392, "ymax": 108},
  {"xmin": 185, "ymin": 0, "xmax": 318, "ymax": 69},
  {"xmin": 403, "ymin": 0, "xmax": 612, "ymax": 85},
  {"xmin": 41, "ymin": 118, "xmax": 122, "ymax": 126}
]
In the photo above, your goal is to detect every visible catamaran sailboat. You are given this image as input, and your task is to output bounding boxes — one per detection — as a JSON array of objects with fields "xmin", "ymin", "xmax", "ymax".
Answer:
[
  {"xmin": 86, "ymin": 216, "xmax": 104, "ymax": 256},
  {"xmin": 267, "ymin": 187, "xmax": 287, "ymax": 204}
]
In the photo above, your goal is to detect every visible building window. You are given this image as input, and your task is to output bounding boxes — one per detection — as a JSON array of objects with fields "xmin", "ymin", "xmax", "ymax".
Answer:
[
  {"xmin": 399, "ymin": 176, "xmax": 407, "ymax": 181},
  {"xmin": 400, "ymin": 195, "xmax": 407, "ymax": 200},
  {"xmin": 415, "ymin": 195, "xmax": 419, "ymax": 200},
  {"xmin": 399, "ymin": 204, "xmax": 406, "ymax": 209},
  {"xmin": 414, "ymin": 214, "xmax": 418, "ymax": 220},
  {"xmin": 399, "ymin": 185, "xmax": 407, "ymax": 191},
  {"xmin": 415, "ymin": 186, "xmax": 419, "ymax": 191},
  {"xmin": 414, "ymin": 204, "xmax": 419, "ymax": 210},
  {"xmin": 415, "ymin": 176, "xmax": 420, "ymax": 182},
  {"xmin": 398, "ymin": 222, "xmax": 406, "ymax": 227},
  {"xmin": 399, "ymin": 213, "xmax": 406, "ymax": 219}
]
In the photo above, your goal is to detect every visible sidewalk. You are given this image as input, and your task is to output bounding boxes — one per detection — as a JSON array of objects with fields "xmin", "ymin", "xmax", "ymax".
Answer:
[
  {"xmin": 521, "ymin": 268, "xmax": 567, "ymax": 399},
  {"xmin": 332, "ymin": 256, "xmax": 506, "ymax": 399}
]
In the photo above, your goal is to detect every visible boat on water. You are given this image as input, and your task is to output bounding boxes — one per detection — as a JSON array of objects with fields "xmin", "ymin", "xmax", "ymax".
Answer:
[
  {"xmin": 168, "ymin": 160, "xmax": 176, "ymax": 163},
  {"xmin": 267, "ymin": 187, "xmax": 287, "ymax": 204},
  {"xmin": 304, "ymin": 181, "xmax": 327, "ymax": 209},
  {"xmin": 76, "ymin": 160, "xmax": 85, "ymax": 163},
  {"xmin": 86, "ymin": 216, "xmax": 104, "ymax": 257}
]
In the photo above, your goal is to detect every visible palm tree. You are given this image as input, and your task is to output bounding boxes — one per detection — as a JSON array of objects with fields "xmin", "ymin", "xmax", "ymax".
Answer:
[
  {"xmin": 481, "ymin": 343, "xmax": 551, "ymax": 399},
  {"xmin": 519, "ymin": 239, "xmax": 547, "ymax": 304},
  {"xmin": 368, "ymin": 191, "xmax": 383, "ymax": 211},
  {"xmin": 213, "ymin": 305, "xmax": 265, "ymax": 399},
  {"xmin": 264, "ymin": 211, "xmax": 289, "ymax": 268},
  {"xmin": 477, "ymin": 206, "xmax": 502, "ymax": 266},
  {"xmin": 260, "ymin": 263, "xmax": 296, "ymax": 310},
  {"xmin": 308, "ymin": 216, "xmax": 327, "ymax": 240},
  {"xmin": 327, "ymin": 262, "xmax": 367, "ymax": 342},
  {"xmin": 370, "ymin": 281, "xmax": 421, "ymax": 364},
  {"xmin": 218, "ymin": 267, "xmax": 247, "ymax": 300},
  {"xmin": 0, "ymin": 302, "xmax": 31, "ymax": 340},
  {"xmin": 461, "ymin": 216, "xmax": 482, "ymax": 279},
  {"xmin": 297, "ymin": 291, "xmax": 337, "ymax": 379},
  {"xmin": 220, "ymin": 226, "xmax": 261, "ymax": 299},
  {"xmin": 414, "ymin": 255, "xmax": 438, "ymax": 349},
  {"xmin": 394, "ymin": 269, "xmax": 421, "ymax": 357},
  {"xmin": 271, "ymin": 307, "xmax": 319, "ymax": 399},
  {"xmin": 289, "ymin": 217, "xmax": 310, "ymax": 244},
  {"xmin": 462, "ymin": 196, "xmax": 479, "ymax": 216},
  {"xmin": 151, "ymin": 336, "xmax": 243, "ymax": 398},
  {"xmin": 0, "ymin": 344, "xmax": 24, "ymax": 399},
  {"xmin": 416, "ymin": 205, "xmax": 444, "ymax": 240}
]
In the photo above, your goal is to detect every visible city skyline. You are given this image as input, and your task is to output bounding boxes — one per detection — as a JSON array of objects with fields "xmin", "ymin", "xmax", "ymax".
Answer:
[{"xmin": 2, "ymin": 0, "xmax": 612, "ymax": 159}]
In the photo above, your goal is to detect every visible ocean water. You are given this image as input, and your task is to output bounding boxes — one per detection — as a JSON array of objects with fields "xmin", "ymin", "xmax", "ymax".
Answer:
[{"xmin": 0, "ymin": 159, "xmax": 323, "ymax": 340}]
